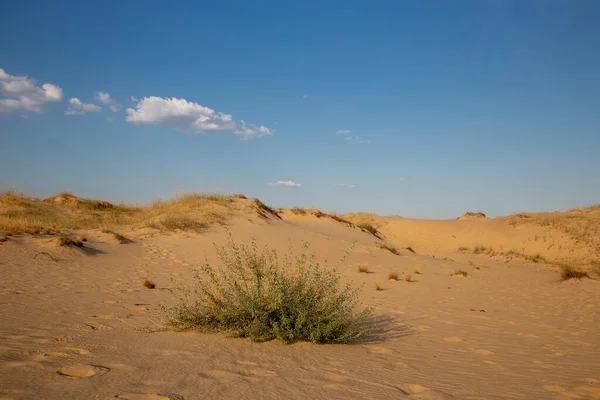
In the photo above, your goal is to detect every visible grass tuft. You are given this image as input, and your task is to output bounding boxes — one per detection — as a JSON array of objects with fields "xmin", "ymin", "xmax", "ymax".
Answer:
[
  {"xmin": 102, "ymin": 229, "xmax": 132, "ymax": 244},
  {"xmin": 404, "ymin": 273, "xmax": 413, "ymax": 282},
  {"xmin": 414, "ymin": 268, "xmax": 421, "ymax": 275},
  {"xmin": 58, "ymin": 234, "xmax": 85, "ymax": 248},
  {"xmin": 357, "ymin": 264, "xmax": 369, "ymax": 274},
  {"xmin": 161, "ymin": 234, "xmax": 371, "ymax": 344},
  {"xmin": 473, "ymin": 245, "xmax": 492, "ymax": 254},
  {"xmin": 374, "ymin": 282, "xmax": 382, "ymax": 291},
  {"xmin": 457, "ymin": 246, "xmax": 470, "ymax": 252},
  {"xmin": 454, "ymin": 269, "xmax": 468, "ymax": 277},
  {"xmin": 559, "ymin": 264, "xmax": 590, "ymax": 281},
  {"xmin": 378, "ymin": 243, "xmax": 400, "ymax": 255},
  {"xmin": 357, "ymin": 223, "xmax": 381, "ymax": 238},
  {"xmin": 388, "ymin": 272, "xmax": 399, "ymax": 280}
]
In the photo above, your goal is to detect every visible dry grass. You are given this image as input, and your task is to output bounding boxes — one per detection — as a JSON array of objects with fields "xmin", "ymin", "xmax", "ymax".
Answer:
[
  {"xmin": 473, "ymin": 245, "xmax": 493, "ymax": 255},
  {"xmin": 457, "ymin": 246, "xmax": 470, "ymax": 252},
  {"xmin": 0, "ymin": 191, "xmax": 239, "ymax": 235},
  {"xmin": 144, "ymin": 280, "xmax": 156, "ymax": 289},
  {"xmin": 377, "ymin": 243, "xmax": 400, "ymax": 255},
  {"xmin": 357, "ymin": 264, "xmax": 369, "ymax": 274},
  {"xmin": 454, "ymin": 269, "xmax": 468, "ymax": 277},
  {"xmin": 374, "ymin": 282, "xmax": 382, "ymax": 291},
  {"xmin": 414, "ymin": 268, "xmax": 421, "ymax": 275},
  {"xmin": 102, "ymin": 229, "xmax": 131, "ymax": 244},
  {"xmin": 558, "ymin": 263, "xmax": 590, "ymax": 281},
  {"xmin": 404, "ymin": 273, "xmax": 413, "ymax": 282},
  {"xmin": 388, "ymin": 272, "xmax": 399, "ymax": 280},
  {"xmin": 291, "ymin": 207, "xmax": 307, "ymax": 215},
  {"xmin": 57, "ymin": 234, "xmax": 85, "ymax": 248},
  {"xmin": 357, "ymin": 223, "xmax": 381, "ymax": 238}
]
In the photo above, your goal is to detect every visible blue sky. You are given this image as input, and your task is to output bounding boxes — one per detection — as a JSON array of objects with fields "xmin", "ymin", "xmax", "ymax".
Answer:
[{"xmin": 1, "ymin": 1, "xmax": 599, "ymax": 219}]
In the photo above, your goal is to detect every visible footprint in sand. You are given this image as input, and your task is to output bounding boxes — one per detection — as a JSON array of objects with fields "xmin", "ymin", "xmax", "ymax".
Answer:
[
  {"xmin": 115, "ymin": 394, "xmax": 184, "ymax": 400},
  {"xmin": 57, "ymin": 364, "xmax": 110, "ymax": 377},
  {"xmin": 443, "ymin": 337, "xmax": 462, "ymax": 343}
]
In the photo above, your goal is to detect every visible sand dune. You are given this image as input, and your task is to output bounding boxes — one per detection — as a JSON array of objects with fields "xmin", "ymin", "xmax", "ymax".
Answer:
[{"xmin": 1, "ymin": 193, "xmax": 599, "ymax": 399}]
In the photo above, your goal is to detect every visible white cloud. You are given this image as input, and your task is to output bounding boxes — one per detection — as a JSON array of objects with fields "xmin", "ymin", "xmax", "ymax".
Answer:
[
  {"xmin": 130, "ymin": 96, "xmax": 138, "ymax": 104},
  {"xmin": 269, "ymin": 180, "xmax": 301, "ymax": 188},
  {"xmin": 65, "ymin": 98, "xmax": 102, "ymax": 115},
  {"xmin": 336, "ymin": 130, "xmax": 351, "ymax": 135},
  {"xmin": 126, "ymin": 96, "xmax": 271, "ymax": 139},
  {"xmin": 0, "ymin": 68, "xmax": 63, "ymax": 114},
  {"xmin": 336, "ymin": 183, "xmax": 356, "ymax": 188},
  {"xmin": 96, "ymin": 91, "xmax": 122, "ymax": 112},
  {"xmin": 345, "ymin": 135, "xmax": 370, "ymax": 144}
]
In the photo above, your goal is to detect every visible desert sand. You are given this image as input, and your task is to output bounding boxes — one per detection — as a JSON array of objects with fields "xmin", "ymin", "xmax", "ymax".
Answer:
[{"xmin": 1, "ymin": 193, "xmax": 599, "ymax": 400}]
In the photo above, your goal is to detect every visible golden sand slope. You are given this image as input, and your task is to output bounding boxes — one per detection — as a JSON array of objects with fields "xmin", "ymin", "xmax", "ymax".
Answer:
[
  {"xmin": 1, "ymin": 193, "xmax": 599, "ymax": 399},
  {"xmin": 343, "ymin": 206, "xmax": 600, "ymax": 272}
]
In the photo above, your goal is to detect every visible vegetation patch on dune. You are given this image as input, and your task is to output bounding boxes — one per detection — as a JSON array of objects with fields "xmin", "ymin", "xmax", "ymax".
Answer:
[
  {"xmin": 161, "ymin": 234, "xmax": 371, "ymax": 344},
  {"xmin": 0, "ymin": 190, "xmax": 239, "ymax": 235}
]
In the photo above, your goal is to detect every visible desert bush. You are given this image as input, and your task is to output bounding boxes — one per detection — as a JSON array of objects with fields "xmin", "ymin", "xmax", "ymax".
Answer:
[
  {"xmin": 454, "ymin": 269, "xmax": 468, "ymax": 277},
  {"xmin": 388, "ymin": 272, "xmax": 399, "ymax": 280},
  {"xmin": 559, "ymin": 264, "xmax": 590, "ymax": 281},
  {"xmin": 404, "ymin": 273, "xmax": 413, "ymax": 282},
  {"xmin": 161, "ymin": 234, "xmax": 371, "ymax": 344}
]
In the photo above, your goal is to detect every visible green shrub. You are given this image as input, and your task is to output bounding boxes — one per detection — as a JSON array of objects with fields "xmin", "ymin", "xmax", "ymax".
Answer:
[{"xmin": 161, "ymin": 234, "xmax": 371, "ymax": 344}]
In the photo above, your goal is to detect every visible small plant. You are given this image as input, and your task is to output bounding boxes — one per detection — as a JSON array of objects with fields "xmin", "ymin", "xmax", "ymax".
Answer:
[
  {"xmin": 357, "ymin": 264, "xmax": 369, "ymax": 274},
  {"xmin": 314, "ymin": 210, "xmax": 326, "ymax": 218},
  {"xmin": 404, "ymin": 273, "xmax": 413, "ymax": 282},
  {"xmin": 357, "ymin": 223, "xmax": 381, "ymax": 238},
  {"xmin": 457, "ymin": 246, "xmax": 470, "ymax": 252},
  {"xmin": 559, "ymin": 264, "xmax": 590, "ymax": 281},
  {"xmin": 388, "ymin": 272, "xmax": 399, "ymax": 280},
  {"xmin": 291, "ymin": 207, "xmax": 307, "ymax": 215},
  {"xmin": 378, "ymin": 243, "xmax": 400, "ymax": 255},
  {"xmin": 414, "ymin": 268, "xmax": 421, "ymax": 275},
  {"xmin": 473, "ymin": 245, "xmax": 491, "ymax": 254},
  {"xmin": 161, "ymin": 234, "xmax": 371, "ymax": 344},
  {"xmin": 375, "ymin": 282, "xmax": 382, "ymax": 291},
  {"xmin": 58, "ymin": 234, "xmax": 85, "ymax": 248},
  {"xmin": 454, "ymin": 269, "xmax": 468, "ymax": 277},
  {"xmin": 524, "ymin": 253, "xmax": 546, "ymax": 263},
  {"xmin": 102, "ymin": 229, "xmax": 131, "ymax": 244},
  {"xmin": 144, "ymin": 280, "xmax": 156, "ymax": 289}
]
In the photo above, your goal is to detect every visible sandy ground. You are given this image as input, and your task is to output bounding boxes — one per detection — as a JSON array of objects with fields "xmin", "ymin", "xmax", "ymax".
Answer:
[{"xmin": 1, "ymin": 212, "xmax": 599, "ymax": 400}]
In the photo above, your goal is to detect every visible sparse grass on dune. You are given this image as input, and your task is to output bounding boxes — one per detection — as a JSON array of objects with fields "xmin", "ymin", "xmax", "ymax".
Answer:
[
  {"xmin": 388, "ymin": 272, "xmax": 399, "ymax": 280},
  {"xmin": 161, "ymin": 234, "xmax": 371, "ymax": 344},
  {"xmin": 454, "ymin": 269, "xmax": 468, "ymax": 277},
  {"xmin": 0, "ymin": 191, "xmax": 240, "ymax": 234},
  {"xmin": 508, "ymin": 205, "xmax": 600, "ymax": 255}
]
